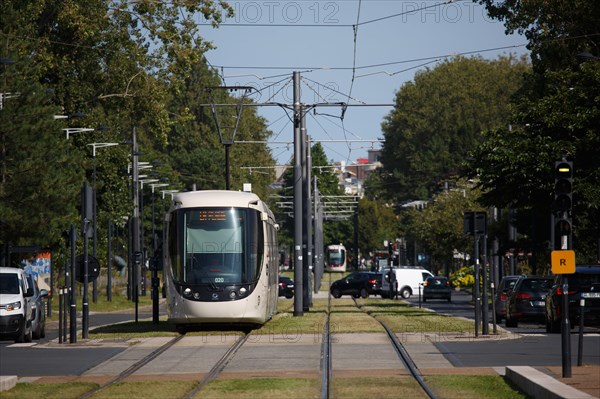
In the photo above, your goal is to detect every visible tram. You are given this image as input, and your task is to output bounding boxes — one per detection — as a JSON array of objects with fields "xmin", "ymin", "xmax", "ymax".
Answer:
[
  {"xmin": 162, "ymin": 190, "xmax": 279, "ymax": 332},
  {"xmin": 325, "ymin": 244, "xmax": 347, "ymax": 272}
]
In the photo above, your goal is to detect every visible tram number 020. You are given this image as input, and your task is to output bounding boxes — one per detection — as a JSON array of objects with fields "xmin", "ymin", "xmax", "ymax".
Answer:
[{"xmin": 214, "ymin": 277, "xmax": 225, "ymax": 283}]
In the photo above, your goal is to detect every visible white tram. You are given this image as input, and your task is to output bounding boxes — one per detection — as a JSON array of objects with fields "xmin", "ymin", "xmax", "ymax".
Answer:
[
  {"xmin": 163, "ymin": 190, "xmax": 279, "ymax": 332},
  {"xmin": 325, "ymin": 244, "xmax": 347, "ymax": 272}
]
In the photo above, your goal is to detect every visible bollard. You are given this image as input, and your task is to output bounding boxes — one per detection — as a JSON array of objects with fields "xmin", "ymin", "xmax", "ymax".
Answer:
[
  {"xmin": 58, "ymin": 288, "xmax": 63, "ymax": 344},
  {"xmin": 577, "ymin": 297, "xmax": 585, "ymax": 366}
]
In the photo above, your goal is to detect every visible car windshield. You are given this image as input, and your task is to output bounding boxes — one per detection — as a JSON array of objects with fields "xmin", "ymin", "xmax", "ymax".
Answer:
[
  {"xmin": 0, "ymin": 273, "xmax": 20, "ymax": 294},
  {"xmin": 520, "ymin": 279, "xmax": 553, "ymax": 292}
]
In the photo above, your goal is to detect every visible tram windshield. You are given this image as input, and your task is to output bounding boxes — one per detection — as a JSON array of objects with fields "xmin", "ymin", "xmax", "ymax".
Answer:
[
  {"xmin": 327, "ymin": 248, "xmax": 345, "ymax": 265},
  {"xmin": 169, "ymin": 207, "xmax": 263, "ymax": 285}
]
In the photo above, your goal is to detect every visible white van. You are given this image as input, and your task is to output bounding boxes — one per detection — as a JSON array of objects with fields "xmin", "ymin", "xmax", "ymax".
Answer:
[
  {"xmin": 0, "ymin": 267, "xmax": 34, "ymax": 343},
  {"xmin": 381, "ymin": 266, "xmax": 433, "ymax": 299}
]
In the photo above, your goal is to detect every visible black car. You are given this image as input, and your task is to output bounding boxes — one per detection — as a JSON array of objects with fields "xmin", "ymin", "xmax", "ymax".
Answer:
[
  {"xmin": 330, "ymin": 272, "xmax": 381, "ymax": 299},
  {"xmin": 278, "ymin": 276, "xmax": 294, "ymax": 299},
  {"xmin": 505, "ymin": 276, "xmax": 553, "ymax": 327},
  {"xmin": 494, "ymin": 275, "xmax": 525, "ymax": 322},
  {"xmin": 422, "ymin": 276, "xmax": 452, "ymax": 302},
  {"xmin": 545, "ymin": 265, "xmax": 600, "ymax": 333}
]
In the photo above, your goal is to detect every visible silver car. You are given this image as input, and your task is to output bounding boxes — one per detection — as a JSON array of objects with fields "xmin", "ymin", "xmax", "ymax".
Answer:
[{"xmin": 25, "ymin": 274, "xmax": 48, "ymax": 339}]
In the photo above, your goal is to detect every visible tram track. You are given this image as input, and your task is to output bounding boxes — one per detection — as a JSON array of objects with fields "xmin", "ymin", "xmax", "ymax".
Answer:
[
  {"xmin": 354, "ymin": 298, "xmax": 438, "ymax": 399},
  {"xmin": 319, "ymin": 275, "xmax": 437, "ymax": 399},
  {"xmin": 182, "ymin": 332, "xmax": 250, "ymax": 399},
  {"xmin": 80, "ymin": 334, "xmax": 185, "ymax": 399}
]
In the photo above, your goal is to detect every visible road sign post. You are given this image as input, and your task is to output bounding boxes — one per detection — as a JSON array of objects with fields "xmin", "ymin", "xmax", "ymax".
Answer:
[{"xmin": 552, "ymin": 158, "xmax": 574, "ymax": 378}]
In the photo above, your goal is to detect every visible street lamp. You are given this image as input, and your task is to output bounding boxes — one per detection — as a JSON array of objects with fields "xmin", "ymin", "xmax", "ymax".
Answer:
[{"xmin": 63, "ymin": 127, "xmax": 94, "ymax": 139}]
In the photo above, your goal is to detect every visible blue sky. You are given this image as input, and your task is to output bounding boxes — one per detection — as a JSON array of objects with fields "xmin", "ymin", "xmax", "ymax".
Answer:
[{"xmin": 197, "ymin": 1, "xmax": 529, "ymax": 166}]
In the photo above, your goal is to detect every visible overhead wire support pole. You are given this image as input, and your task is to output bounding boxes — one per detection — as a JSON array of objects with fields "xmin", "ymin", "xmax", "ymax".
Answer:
[
  {"xmin": 293, "ymin": 71, "xmax": 304, "ymax": 317},
  {"xmin": 206, "ymin": 86, "xmax": 254, "ymax": 190}
]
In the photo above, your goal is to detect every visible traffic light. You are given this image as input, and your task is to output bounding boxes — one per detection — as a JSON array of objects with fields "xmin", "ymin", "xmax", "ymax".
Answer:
[{"xmin": 554, "ymin": 160, "xmax": 573, "ymax": 212}]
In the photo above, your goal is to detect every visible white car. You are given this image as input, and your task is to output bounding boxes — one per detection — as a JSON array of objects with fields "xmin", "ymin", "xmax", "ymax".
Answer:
[{"xmin": 0, "ymin": 267, "xmax": 34, "ymax": 343}]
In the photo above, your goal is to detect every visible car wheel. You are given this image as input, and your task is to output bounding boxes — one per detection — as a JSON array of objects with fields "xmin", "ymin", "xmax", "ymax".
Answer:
[
  {"xmin": 33, "ymin": 324, "xmax": 41, "ymax": 340},
  {"xmin": 285, "ymin": 292, "xmax": 294, "ymax": 299},
  {"xmin": 40, "ymin": 322, "xmax": 46, "ymax": 339},
  {"xmin": 331, "ymin": 288, "xmax": 342, "ymax": 299},
  {"xmin": 400, "ymin": 288, "xmax": 411, "ymax": 299},
  {"xmin": 24, "ymin": 327, "xmax": 32, "ymax": 343},
  {"xmin": 360, "ymin": 288, "xmax": 369, "ymax": 299},
  {"xmin": 176, "ymin": 325, "xmax": 187, "ymax": 335}
]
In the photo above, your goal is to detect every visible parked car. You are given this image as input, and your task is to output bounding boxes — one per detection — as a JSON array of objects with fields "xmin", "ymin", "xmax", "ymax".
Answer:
[
  {"xmin": 494, "ymin": 275, "xmax": 525, "ymax": 322},
  {"xmin": 545, "ymin": 265, "xmax": 600, "ymax": 333},
  {"xmin": 25, "ymin": 273, "xmax": 48, "ymax": 339},
  {"xmin": 330, "ymin": 272, "xmax": 381, "ymax": 299},
  {"xmin": 380, "ymin": 266, "xmax": 433, "ymax": 299},
  {"xmin": 278, "ymin": 276, "xmax": 294, "ymax": 299},
  {"xmin": 0, "ymin": 267, "xmax": 34, "ymax": 343},
  {"xmin": 505, "ymin": 276, "xmax": 553, "ymax": 327},
  {"xmin": 422, "ymin": 276, "xmax": 452, "ymax": 302}
]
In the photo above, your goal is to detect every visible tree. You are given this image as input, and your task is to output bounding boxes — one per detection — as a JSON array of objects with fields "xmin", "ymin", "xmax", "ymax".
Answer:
[
  {"xmin": 357, "ymin": 197, "xmax": 399, "ymax": 254},
  {"xmin": 405, "ymin": 179, "xmax": 483, "ymax": 274},
  {"xmin": 468, "ymin": 1, "xmax": 600, "ymax": 263},
  {"xmin": 379, "ymin": 55, "xmax": 529, "ymax": 203}
]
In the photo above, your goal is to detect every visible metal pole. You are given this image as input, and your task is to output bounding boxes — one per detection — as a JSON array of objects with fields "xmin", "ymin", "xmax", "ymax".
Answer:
[
  {"xmin": 152, "ymin": 189, "xmax": 159, "ymax": 324},
  {"xmin": 58, "ymin": 288, "xmax": 63, "ymax": 344},
  {"xmin": 482, "ymin": 233, "xmax": 489, "ymax": 335},
  {"xmin": 69, "ymin": 224, "xmax": 77, "ymax": 343},
  {"xmin": 225, "ymin": 143, "xmax": 231, "ymax": 190},
  {"xmin": 293, "ymin": 71, "xmax": 304, "ymax": 317},
  {"xmin": 132, "ymin": 127, "xmax": 140, "ymax": 322},
  {"xmin": 578, "ymin": 298, "xmax": 585, "ymax": 366},
  {"xmin": 82, "ymin": 206, "xmax": 90, "ymax": 339},
  {"xmin": 306, "ymin": 134, "xmax": 313, "ymax": 308},
  {"xmin": 474, "ymin": 234, "xmax": 480, "ymax": 337},
  {"xmin": 92, "ymin": 162, "xmax": 98, "ymax": 304},
  {"xmin": 107, "ymin": 220, "xmax": 112, "ymax": 302},
  {"xmin": 353, "ymin": 195, "xmax": 359, "ymax": 270},
  {"xmin": 301, "ymin": 118, "xmax": 309, "ymax": 311}
]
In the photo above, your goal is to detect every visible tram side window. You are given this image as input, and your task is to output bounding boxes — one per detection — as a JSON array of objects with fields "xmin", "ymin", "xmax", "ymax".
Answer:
[
  {"xmin": 168, "ymin": 215, "xmax": 181, "ymax": 281},
  {"xmin": 245, "ymin": 210, "xmax": 263, "ymax": 282}
]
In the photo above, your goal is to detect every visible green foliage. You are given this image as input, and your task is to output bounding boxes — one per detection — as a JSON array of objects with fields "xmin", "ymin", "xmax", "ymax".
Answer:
[
  {"xmin": 469, "ymin": 1, "xmax": 600, "ymax": 263},
  {"xmin": 0, "ymin": 1, "xmax": 277, "ymax": 276},
  {"xmin": 404, "ymin": 179, "xmax": 482, "ymax": 272},
  {"xmin": 357, "ymin": 197, "xmax": 400, "ymax": 253},
  {"xmin": 379, "ymin": 55, "xmax": 529, "ymax": 203}
]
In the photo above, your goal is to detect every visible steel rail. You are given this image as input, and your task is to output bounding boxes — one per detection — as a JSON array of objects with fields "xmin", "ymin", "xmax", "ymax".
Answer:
[
  {"xmin": 79, "ymin": 334, "xmax": 185, "ymax": 399},
  {"xmin": 354, "ymin": 299, "xmax": 438, "ymax": 399},
  {"xmin": 183, "ymin": 332, "xmax": 250, "ymax": 399}
]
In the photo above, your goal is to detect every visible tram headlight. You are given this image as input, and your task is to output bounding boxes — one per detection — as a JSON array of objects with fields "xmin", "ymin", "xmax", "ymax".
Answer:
[
  {"xmin": 193, "ymin": 292, "xmax": 201, "ymax": 300},
  {"xmin": 183, "ymin": 288, "xmax": 192, "ymax": 298},
  {"xmin": 229, "ymin": 291, "xmax": 237, "ymax": 299},
  {"xmin": 239, "ymin": 287, "xmax": 247, "ymax": 297}
]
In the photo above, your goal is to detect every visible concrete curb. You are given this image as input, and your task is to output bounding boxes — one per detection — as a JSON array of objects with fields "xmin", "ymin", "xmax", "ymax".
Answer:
[
  {"xmin": 505, "ymin": 366, "xmax": 598, "ymax": 399},
  {"xmin": 0, "ymin": 376, "xmax": 17, "ymax": 392}
]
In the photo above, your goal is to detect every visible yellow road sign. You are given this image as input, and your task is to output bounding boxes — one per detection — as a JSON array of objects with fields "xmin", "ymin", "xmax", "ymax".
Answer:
[{"xmin": 551, "ymin": 250, "xmax": 576, "ymax": 274}]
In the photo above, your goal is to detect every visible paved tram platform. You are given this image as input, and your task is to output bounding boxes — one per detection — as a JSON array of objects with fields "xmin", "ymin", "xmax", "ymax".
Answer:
[
  {"xmin": 2, "ymin": 331, "xmax": 598, "ymax": 398},
  {"xmin": 1, "ymin": 296, "xmax": 598, "ymax": 398}
]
